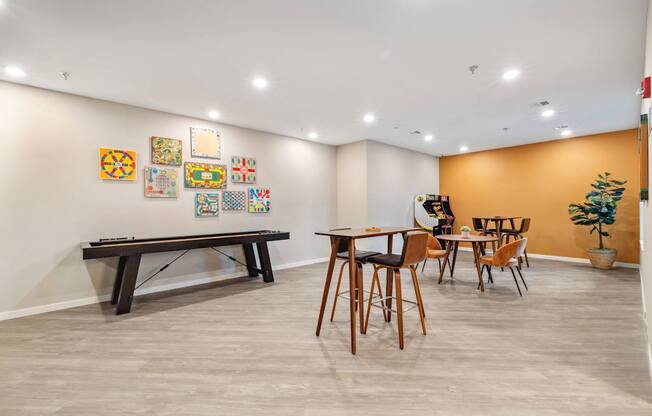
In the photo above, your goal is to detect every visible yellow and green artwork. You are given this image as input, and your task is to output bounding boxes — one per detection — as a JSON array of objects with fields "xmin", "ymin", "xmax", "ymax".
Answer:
[
  {"xmin": 151, "ymin": 136, "xmax": 182, "ymax": 166},
  {"xmin": 184, "ymin": 162, "xmax": 227, "ymax": 189}
]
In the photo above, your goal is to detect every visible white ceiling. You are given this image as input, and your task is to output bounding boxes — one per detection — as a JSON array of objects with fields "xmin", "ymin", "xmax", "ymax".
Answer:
[{"xmin": 0, "ymin": 0, "xmax": 647, "ymax": 155}]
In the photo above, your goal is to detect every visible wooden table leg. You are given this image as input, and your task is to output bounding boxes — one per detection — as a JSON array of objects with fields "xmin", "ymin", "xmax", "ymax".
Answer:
[
  {"xmin": 450, "ymin": 241, "xmax": 460, "ymax": 277},
  {"xmin": 496, "ymin": 219, "xmax": 504, "ymax": 248},
  {"xmin": 316, "ymin": 239, "xmax": 339, "ymax": 336},
  {"xmin": 472, "ymin": 242, "xmax": 485, "ymax": 292},
  {"xmin": 438, "ymin": 242, "xmax": 453, "ymax": 284},
  {"xmin": 385, "ymin": 235, "xmax": 394, "ymax": 323},
  {"xmin": 348, "ymin": 239, "xmax": 357, "ymax": 354}
]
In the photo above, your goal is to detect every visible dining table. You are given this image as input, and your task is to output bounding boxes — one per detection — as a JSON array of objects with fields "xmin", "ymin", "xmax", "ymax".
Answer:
[
  {"xmin": 437, "ymin": 233, "xmax": 499, "ymax": 292},
  {"xmin": 477, "ymin": 216, "xmax": 521, "ymax": 247},
  {"xmin": 314, "ymin": 226, "xmax": 420, "ymax": 354}
]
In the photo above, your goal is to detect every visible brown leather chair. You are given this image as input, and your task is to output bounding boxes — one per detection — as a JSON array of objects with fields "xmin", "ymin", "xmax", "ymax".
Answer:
[
  {"xmin": 479, "ymin": 238, "xmax": 529, "ymax": 296},
  {"xmin": 421, "ymin": 234, "xmax": 451, "ymax": 274},
  {"xmin": 329, "ymin": 234, "xmax": 381, "ymax": 323},
  {"xmin": 501, "ymin": 218, "xmax": 530, "ymax": 267},
  {"xmin": 365, "ymin": 232, "xmax": 428, "ymax": 349}
]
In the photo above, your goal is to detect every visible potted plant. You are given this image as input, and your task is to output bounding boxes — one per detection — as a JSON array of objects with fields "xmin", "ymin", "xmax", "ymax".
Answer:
[
  {"xmin": 568, "ymin": 172, "xmax": 626, "ymax": 270},
  {"xmin": 460, "ymin": 225, "xmax": 471, "ymax": 238}
]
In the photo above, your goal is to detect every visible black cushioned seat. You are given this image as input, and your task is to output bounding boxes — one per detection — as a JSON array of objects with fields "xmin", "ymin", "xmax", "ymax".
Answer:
[
  {"xmin": 336, "ymin": 250, "xmax": 381, "ymax": 262},
  {"xmin": 366, "ymin": 253, "xmax": 402, "ymax": 267}
]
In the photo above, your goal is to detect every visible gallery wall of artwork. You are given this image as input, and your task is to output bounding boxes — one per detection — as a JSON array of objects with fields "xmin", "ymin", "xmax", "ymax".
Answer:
[{"xmin": 0, "ymin": 80, "xmax": 338, "ymax": 316}]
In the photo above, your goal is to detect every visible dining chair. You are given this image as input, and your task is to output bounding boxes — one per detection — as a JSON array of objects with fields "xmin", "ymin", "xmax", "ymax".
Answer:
[
  {"xmin": 421, "ymin": 234, "xmax": 451, "ymax": 275},
  {"xmin": 364, "ymin": 232, "xmax": 428, "ymax": 349},
  {"xmin": 328, "ymin": 234, "xmax": 382, "ymax": 325},
  {"xmin": 501, "ymin": 218, "xmax": 530, "ymax": 267},
  {"xmin": 472, "ymin": 217, "xmax": 496, "ymax": 236},
  {"xmin": 479, "ymin": 238, "xmax": 529, "ymax": 296}
]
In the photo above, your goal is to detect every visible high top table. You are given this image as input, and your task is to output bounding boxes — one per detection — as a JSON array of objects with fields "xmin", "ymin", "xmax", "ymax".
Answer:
[
  {"xmin": 437, "ymin": 233, "xmax": 498, "ymax": 292},
  {"xmin": 314, "ymin": 227, "xmax": 420, "ymax": 354},
  {"xmin": 477, "ymin": 216, "xmax": 521, "ymax": 247}
]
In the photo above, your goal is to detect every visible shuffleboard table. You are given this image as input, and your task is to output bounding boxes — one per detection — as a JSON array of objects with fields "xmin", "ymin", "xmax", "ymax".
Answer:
[{"xmin": 82, "ymin": 230, "xmax": 290, "ymax": 315}]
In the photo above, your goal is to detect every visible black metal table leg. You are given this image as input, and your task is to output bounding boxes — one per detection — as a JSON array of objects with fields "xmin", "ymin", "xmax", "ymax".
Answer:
[
  {"xmin": 116, "ymin": 254, "xmax": 142, "ymax": 315},
  {"xmin": 242, "ymin": 243, "xmax": 259, "ymax": 277},
  {"xmin": 256, "ymin": 242, "xmax": 274, "ymax": 283},
  {"xmin": 111, "ymin": 256, "xmax": 127, "ymax": 305}
]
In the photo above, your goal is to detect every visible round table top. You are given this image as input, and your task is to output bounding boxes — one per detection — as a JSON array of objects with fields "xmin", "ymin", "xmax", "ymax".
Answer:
[{"xmin": 437, "ymin": 233, "xmax": 498, "ymax": 242}]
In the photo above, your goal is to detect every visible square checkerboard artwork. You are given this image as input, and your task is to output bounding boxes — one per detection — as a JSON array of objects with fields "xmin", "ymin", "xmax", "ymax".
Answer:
[
  {"xmin": 248, "ymin": 187, "xmax": 270, "ymax": 213},
  {"xmin": 222, "ymin": 190, "xmax": 246, "ymax": 211},
  {"xmin": 231, "ymin": 156, "xmax": 256, "ymax": 183}
]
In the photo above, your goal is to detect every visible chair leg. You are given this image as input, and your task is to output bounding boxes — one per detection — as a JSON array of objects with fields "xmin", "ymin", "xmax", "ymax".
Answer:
[
  {"xmin": 356, "ymin": 263, "xmax": 364, "ymax": 334},
  {"xmin": 364, "ymin": 267, "xmax": 378, "ymax": 334},
  {"xmin": 516, "ymin": 266, "xmax": 528, "ymax": 291},
  {"xmin": 437, "ymin": 258, "xmax": 442, "ymax": 274},
  {"xmin": 329, "ymin": 260, "xmax": 348, "ymax": 322},
  {"xmin": 421, "ymin": 258, "xmax": 427, "ymax": 273},
  {"xmin": 409, "ymin": 266, "xmax": 427, "ymax": 335},
  {"xmin": 394, "ymin": 269, "xmax": 404, "ymax": 350},
  {"xmin": 509, "ymin": 267, "xmax": 522, "ymax": 296},
  {"xmin": 487, "ymin": 265, "xmax": 494, "ymax": 283},
  {"xmin": 524, "ymin": 247, "xmax": 530, "ymax": 268}
]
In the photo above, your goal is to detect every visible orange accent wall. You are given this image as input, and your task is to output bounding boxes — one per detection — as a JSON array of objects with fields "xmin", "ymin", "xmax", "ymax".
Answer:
[{"xmin": 439, "ymin": 129, "xmax": 640, "ymax": 264}]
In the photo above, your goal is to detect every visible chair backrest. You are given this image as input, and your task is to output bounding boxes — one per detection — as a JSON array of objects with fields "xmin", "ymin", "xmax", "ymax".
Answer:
[
  {"xmin": 472, "ymin": 217, "xmax": 484, "ymax": 231},
  {"xmin": 492, "ymin": 239, "xmax": 521, "ymax": 267},
  {"xmin": 519, "ymin": 218, "xmax": 531, "ymax": 233},
  {"xmin": 515, "ymin": 237, "xmax": 528, "ymax": 258},
  {"xmin": 400, "ymin": 232, "xmax": 428, "ymax": 266},
  {"xmin": 426, "ymin": 234, "xmax": 442, "ymax": 251}
]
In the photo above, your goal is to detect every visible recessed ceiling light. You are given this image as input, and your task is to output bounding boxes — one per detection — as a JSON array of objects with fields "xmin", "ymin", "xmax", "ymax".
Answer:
[
  {"xmin": 308, "ymin": 132, "xmax": 318, "ymax": 140},
  {"xmin": 363, "ymin": 113, "xmax": 376, "ymax": 124},
  {"xmin": 4, "ymin": 66, "xmax": 26, "ymax": 78},
  {"xmin": 424, "ymin": 134, "xmax": 434, "ymax": 142},
  {"xmin": 541, "ymin": 109, "xmax": 555, "ymax": 118},
  {"xmin": 208, "ymin": 110, "xmax": 220, "ymax": 119},
  {"xmin": 502, "ymin": 69, "xmax": 520, "ymax": 81},
  {"xmin": 560, "ymin": 129, "xmax": 573, "ymax": 137},
  {"xmin": 252, "ymin": 77, "xmax": 268, "ymax": 89},
  {"xmin": 459, "ymin": 145, "xmax": 469, "ymax": 152}
]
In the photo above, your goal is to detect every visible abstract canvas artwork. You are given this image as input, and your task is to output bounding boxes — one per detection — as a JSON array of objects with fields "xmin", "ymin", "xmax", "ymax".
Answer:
[
  {"xmin": 231, "ymin": 156, "xmax": 257, "ymax": 183},
  {"xmin": 195, "ymin": 193, "xmax": 220, "ymax": 217},
  {"xmin": 99, "ymin": 147, "xmax": 137, "ymax": 181},
  {"xmin": 248, "ymin": 187, "xmax": 270, "ymax": 213},
  {"xmin": 222, "ymin": 190, "xmax": 247, "ymax": 211},
  {"xmin": 184, "ymin": 162, "xmax": 227, "ymax": 189},
  {"xmin": 144, "ymin": 166, "xmax": 178, "ymax": 198},
  {"xmin": 190, "ymin": 127, "xmax": 221, "ymax": 159},
  {"xmin": 151, "ymin": 136, "xmax": 182, "ymax": 166}
]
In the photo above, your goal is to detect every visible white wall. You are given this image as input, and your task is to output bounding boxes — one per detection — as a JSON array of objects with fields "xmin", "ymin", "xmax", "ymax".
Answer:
[
  {"xmin": 0, "ymin": 81, "xmax": 337, "ymax": 316},
  {"xmin": 640, "ymin": 0, "xmax": 652, "ymax": 376},
  {"xmin": 336, "ymin": 141, "xmax": 368, "ymax": 227},
  {"xmin": 335, "ymin": 140, "xmax": 439, "ymax": 252}
]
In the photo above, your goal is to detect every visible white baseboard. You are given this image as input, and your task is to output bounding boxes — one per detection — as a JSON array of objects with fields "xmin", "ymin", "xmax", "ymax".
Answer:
[
  {"xmin": 455, "ymin": 247, "xmax": 639, "ymax": 269},
  {"xmin": 0, "ymin": 256, "xmax": 329, "ymax": 322}
]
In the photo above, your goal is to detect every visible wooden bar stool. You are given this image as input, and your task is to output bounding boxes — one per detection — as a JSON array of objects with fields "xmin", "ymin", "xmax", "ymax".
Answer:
[
  {"xmin": 472, "ymin": 217, "xmax": 497, "ymax": 254},
  {"xmin": 364, "ymin": 232, "xmax": 428, "ymax": 349},
  {"xmin": 329, "ymin": 236, "xmax": 382, "ymax": 332}
]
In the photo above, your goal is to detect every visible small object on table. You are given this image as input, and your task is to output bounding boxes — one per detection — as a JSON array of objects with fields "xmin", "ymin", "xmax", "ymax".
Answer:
[{"xmin": 365, "ymin": 226, "xmax": 381, "ymax": 232}]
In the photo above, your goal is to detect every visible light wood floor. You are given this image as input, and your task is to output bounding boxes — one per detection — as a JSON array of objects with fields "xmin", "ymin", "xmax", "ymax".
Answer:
[{"xmin": 1, "ymin": 253, "xmax": 651, "ymax": 415}]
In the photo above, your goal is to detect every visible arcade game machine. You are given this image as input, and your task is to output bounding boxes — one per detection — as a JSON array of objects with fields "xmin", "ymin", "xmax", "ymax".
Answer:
[{"xmin": 414, "ymin": 194, "xmax": 455, "ymax": 245}]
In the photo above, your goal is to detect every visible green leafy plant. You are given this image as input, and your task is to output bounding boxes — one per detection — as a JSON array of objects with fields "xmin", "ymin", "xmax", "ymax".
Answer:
[{"xmin": 568, "ymin": 172, "xmax": 626, "ymax": 250}]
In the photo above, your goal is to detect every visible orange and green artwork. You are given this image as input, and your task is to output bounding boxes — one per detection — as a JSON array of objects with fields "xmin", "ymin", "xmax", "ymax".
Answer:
[
  {"xmin": 184, "ymin": 162, "xmax": 227, "ymax": 189},
  {"xmin": 99, "ymin": 147, "xmax": 137, "ymax": 181},
  {"xmin": 151, "ymin": 136, "xmax": 182, "ymax": 166}
]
